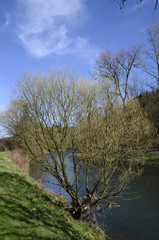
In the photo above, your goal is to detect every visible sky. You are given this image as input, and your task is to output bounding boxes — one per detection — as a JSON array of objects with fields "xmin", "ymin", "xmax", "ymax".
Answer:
[{"xmin": 0, "ymin": 0, "xmax": 158, "ymax": 111}]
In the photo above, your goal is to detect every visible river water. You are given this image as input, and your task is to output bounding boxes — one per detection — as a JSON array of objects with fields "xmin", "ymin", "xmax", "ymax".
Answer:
[{"xmin": 30, "ymin": 153, "xmax": 159, "ymax": 240}]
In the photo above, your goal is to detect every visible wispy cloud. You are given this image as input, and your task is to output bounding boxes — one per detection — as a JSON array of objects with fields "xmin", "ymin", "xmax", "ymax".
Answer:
[
  {"xmin": 12, "ymin": 0, "xmax": 97, "ymax": 59},
  {"xmin": 0, "ymin": 13, "xmax": 9, "ymax": 32}
]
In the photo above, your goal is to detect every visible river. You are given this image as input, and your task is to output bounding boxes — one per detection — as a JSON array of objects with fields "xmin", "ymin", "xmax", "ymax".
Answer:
[{"xmin": 29, "ymin": 153, "xmax": 159, "ymax": 240}]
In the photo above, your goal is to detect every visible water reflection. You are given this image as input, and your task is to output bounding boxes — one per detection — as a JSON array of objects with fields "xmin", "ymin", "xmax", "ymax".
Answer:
[
  {"xmin": 102, "ymin": 166, "xmax": 159, "ymax": 240},
  {"xmin": 29, "ymin": 154, "xmax": 159, "ymax": 240}
]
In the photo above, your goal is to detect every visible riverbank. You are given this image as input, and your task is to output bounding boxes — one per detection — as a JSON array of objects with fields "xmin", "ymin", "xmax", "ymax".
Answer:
[
  {"xmin": 75, "ymin": 150, "xmax": 159, "ymax": 167},
  {"xmin": 141, "ymin": 150, "xmax": 159, "ymax": 166},
  {"xmin": 0, "ymin": 152, "xmax": 105, "ymax": 240}
]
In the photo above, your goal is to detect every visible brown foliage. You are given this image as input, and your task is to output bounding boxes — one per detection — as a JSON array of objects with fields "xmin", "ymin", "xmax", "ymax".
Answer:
[{"xmin": 11, "ymin": 149, "xmax": 30, "ymax": 173}]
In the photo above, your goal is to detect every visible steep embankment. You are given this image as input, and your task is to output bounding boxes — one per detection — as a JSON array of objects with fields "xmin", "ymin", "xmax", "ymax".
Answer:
[{"xmin": 0, "ymin": 152, "xmax": 105, "ymax": 240}]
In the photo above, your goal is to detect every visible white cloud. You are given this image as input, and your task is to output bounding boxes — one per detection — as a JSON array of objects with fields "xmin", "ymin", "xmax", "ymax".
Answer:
[
  {"xmin": 18, "ymin": 24, "xmax": 69, "ymax": 57},
  {"xmin": 15, "ymin": 0, "xmax": 93, "ymax": 58},
  {"xmin": 0, "ymin": 13, "xmax": 9, "ymax": 32}
]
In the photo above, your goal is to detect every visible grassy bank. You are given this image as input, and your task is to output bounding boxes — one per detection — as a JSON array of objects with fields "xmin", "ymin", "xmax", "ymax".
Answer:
[
  {"xmin": 138, "ymin": 150, "xmax": 159, "ymax": 165},
  {"xmin": 141, "ymin": 155, "xmax": 159, "ymax": 165},
  {"xmin": 0, "ymin": 152, "xmax": 105, "ymax": 240}
]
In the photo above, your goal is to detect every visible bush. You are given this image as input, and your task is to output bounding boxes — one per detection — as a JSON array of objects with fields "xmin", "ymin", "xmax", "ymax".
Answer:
[{"xmin": 11, "ymin": 149, "xmax": 30, "ymax": 173}]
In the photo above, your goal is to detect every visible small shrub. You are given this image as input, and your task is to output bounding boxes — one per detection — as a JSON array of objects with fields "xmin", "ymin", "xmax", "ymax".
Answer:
[
  {"xmin": 11, "ymin": 149, "xmax": 30, "ymax": 173},
  {"xmin": 0, "ymin": 145, "xmax": 6, "ymax": 151}
]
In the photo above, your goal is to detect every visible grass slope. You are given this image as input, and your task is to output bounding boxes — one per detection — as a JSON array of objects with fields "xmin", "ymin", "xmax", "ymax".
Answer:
[{"xmin": 0, "ymin": 152, "xmax": 105, "ymax": 240}]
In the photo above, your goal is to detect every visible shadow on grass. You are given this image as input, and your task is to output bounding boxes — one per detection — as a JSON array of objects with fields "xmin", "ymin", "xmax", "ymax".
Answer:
[{"xmin": 0, "ymin": 172, "xmax": 82, "ymax": 240}]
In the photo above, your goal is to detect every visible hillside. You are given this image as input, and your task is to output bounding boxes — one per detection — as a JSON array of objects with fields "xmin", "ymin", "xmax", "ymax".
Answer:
[{"xmin": 0, "ymin": 152, "xmax": 105, "ymax": 240}]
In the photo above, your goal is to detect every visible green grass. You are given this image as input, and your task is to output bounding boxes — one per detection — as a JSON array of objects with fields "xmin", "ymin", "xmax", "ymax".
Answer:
[
  {"xmin": 140, "ymin": 155, "xmax": 159, "ymax": 163},
  {"xmin": 0, "ymin": 152, "xmax": 105, "ymax": 240}
]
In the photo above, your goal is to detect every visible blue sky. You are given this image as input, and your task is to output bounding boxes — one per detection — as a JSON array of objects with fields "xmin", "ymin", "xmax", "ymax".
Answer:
[{"xmin": 0, "ymin": 0, "xmax": 158, "ymax": 111}]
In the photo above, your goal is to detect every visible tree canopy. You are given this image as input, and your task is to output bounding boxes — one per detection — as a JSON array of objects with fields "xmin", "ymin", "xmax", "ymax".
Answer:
[
  {"xmin": 93, "ymin": 44, "xmax": 142, "ymax": 106},
  {"xmin": 144, "ymin": 22, "xmax": 159, "ymax": 88}
]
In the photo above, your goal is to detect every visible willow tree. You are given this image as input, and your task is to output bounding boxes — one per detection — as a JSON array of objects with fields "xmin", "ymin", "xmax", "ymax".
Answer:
[{"xmin": 0, "ymin": 67, "xmax": 154, "ymax": 219}]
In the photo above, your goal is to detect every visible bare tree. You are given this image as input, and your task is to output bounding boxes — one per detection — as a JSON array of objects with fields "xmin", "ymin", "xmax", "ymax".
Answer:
[
  {"xmin": 145, "ymin": 22, "xmax": 159, "ymax": 88},
  {"xmin": 94, "ymin": 45, "xmax": 142, "ymax": 107},
  {"xmin": 0, "ymin": 67, "xmax": 154, "ymax": 220},
  {"xmin": 128, "ymin": 72, "xmax": 146, "ymax": 98}
]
